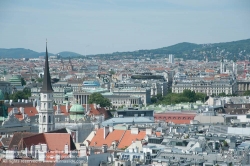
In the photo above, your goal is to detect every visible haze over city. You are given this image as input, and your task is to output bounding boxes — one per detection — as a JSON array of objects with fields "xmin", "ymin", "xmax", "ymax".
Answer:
[{"xmin": 0, "ymin": 0, "xmax": 250, "ymax": 55}]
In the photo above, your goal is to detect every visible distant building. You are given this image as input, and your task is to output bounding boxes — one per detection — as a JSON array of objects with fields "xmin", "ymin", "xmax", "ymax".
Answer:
[{"xmin": 169, "ymin": 54, "xmax": 174, "ymax": 63}]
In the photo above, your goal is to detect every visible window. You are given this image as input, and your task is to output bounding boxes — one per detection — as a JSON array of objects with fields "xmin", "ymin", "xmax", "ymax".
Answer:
[
  {"xmin": 43, "ymin": 115, "xmax": 46, "ymax": 122},
  {"xmin": 49, "ymin": 116, "xmax": 51, "ymax": 123}
]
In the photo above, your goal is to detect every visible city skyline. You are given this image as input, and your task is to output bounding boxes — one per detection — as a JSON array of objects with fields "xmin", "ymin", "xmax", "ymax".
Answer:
[{"xmin": 0, "ymin": 0, "xmax": 250, "ymax": 55}]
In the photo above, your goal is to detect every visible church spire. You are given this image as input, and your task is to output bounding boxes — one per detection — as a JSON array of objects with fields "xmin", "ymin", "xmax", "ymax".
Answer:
[{"xmin": 41, "ymin": 40, "xmax": 54, "ymax": 93}]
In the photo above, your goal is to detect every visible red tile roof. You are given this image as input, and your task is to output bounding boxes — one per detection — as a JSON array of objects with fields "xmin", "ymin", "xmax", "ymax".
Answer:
[
  {"xmin": 154, "ymin": 113, "xmax": 196, "ymax": 124},
  {"xmin": 117, "ymin": 130, "xmax": 146, "ymax": 149},
  {"xmin": 21, "ymin": 133, "xmax": 73, "ymax": 151},
  {"xmin": 89, "ymin": 128, "xmax": 125, "ymax": 147},
  {"xmin": 89, "ymin": 128, "xmax": 147, "ymax": 149}
]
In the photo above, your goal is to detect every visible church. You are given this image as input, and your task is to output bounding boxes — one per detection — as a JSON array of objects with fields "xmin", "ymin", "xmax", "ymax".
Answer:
[{"xmin": 0, "ymin": 42, "xmax": 107, "ymax": 144}]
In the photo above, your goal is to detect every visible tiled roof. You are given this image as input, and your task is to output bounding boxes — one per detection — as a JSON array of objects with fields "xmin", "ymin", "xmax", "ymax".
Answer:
[
  {"xmin": 44, "ymin": 133, "xmax": 71, "ymax": 151},
  {"xmin": 8, "ymin": 132, "xmax": 36, "ymax": 150},
  {"xmin": 88, "ymin": 104, "xmax": 112, "ymax": 119},
  {"xmin": 19, "ymin": 133, "xmax": 75, "ymax": 151},
  {"xmin": 117, "ymin": 130, "xmax": 146, "ymax": 149},
  {"xmin": 154, "ymin": 113, "xmax": 196, "ymax": 124},
  {"xmin": 89, "ymin": 128, "xmax": 125, "ymax": 147},
  {"xmin": 89, "ymin": 128, "xmax": 147, "ymax": 149}
]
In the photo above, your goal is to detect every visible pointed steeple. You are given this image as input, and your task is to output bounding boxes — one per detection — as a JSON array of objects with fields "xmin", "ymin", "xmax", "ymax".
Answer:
[{"xmin": 41, "ymin": 40, "xmax": 54, "ymax": 93}]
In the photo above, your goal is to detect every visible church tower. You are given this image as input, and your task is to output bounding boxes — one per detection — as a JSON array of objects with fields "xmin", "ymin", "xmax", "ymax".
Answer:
[
  {"xmin": 39, "ymin": 41, "xmax": 55, "ymax": 133},
  {"xmin": 220, "ymin": 56, "xmax": 225, "ymax": 74}
]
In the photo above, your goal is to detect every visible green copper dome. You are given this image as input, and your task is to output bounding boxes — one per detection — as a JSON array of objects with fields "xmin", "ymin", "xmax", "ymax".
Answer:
[
  {"xmin": 70, "ymin": 104, "xmax": 85, "ymax": 113},
  {"xmin": 0, "ymin": 90, "xmax": 4, "ymax": 100}
]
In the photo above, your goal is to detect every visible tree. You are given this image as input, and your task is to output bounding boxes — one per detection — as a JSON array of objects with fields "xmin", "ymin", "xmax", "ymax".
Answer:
[
  {"xmin": 21, "ymin": 78, "xmax": 26, "ymax": 86},
  {"xmin": 182, "ymin": 89, "xmax": 196, "ymax": 102},
  {"xmin": 9, "ymin": 91, "xmax": 26, "ymax": 102},
  {"xmin": 244, "ymin": 90, "xmax": 250, "ymax": 96},
  {"xmin": 218, "ymin": 92, "xmax": 227, "ymax": 97},
  {"xmin": 23, "ymin": 87, "xmax": 31, "ymax": 98},
  {"xmin": 88, "ymin": 93, "xmax": 111, "ymax": 107},
  {"xmin": 36, "ymin": 78, "xmax": 43, "ymax": 83},
  {"xmin": 4, "ymin": 92, "xmax": 10, "ymax": 100},
  {"xmin": 151, "ymin": 96, "xmax": 157, "ymax": 103}
]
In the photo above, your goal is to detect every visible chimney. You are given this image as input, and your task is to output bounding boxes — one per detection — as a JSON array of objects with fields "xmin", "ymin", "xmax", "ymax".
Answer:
[
  {"xmin": 146, "ymin": 128, "xmax": 152, "ymax": 135},
  {"xmin": 25, "ymin": 100, "xmax": 28, "ymax": 103},
  {"xmin": 18, "ymin": 99, "xmax": 21, "ymax": 102},
  {"xmin": 109, "ymin": 126, "xmax": 114, "ymax": 133},
  {"xmin": 22, "ymin": 99, "xmax": 25, "ymax": 103},
  {"xmin": 131, "ymin": 127, "xmax": 139, "ymax": 134},
  {"xmin": 95, "ymin": 124, "xmax": 100, "ymax": 130},
  {"xmin": 64, "ymin": 144, "xmax": 69, "ymax": 154},
  {"xmin": 20, "ymin": 107, "xmax": 24, "ymax": 114},
  {"xmin": 22, "ymin": 113, "xmax": 27, "ymax": 119},
  {"xmin": 104, "ymin": 126, "xmax": 109, "ymax": 139},
  {"xmin": 94, "ymin": 103, "xmax": 97, "ymax": 109},
  {"xmin": 66, "ymin": 102, "xmax": 69, "ymax": 112}
]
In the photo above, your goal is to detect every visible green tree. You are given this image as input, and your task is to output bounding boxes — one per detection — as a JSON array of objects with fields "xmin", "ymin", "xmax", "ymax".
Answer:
[
  {"xmin": 151, "ymin": 96, "xmax": 157, "ymax": 103},
  {"xmin": 218, "ymin": 92, "xmax": 227, "ymax": 97},
  {"xmin": 4, "ymin": 92, "xmax": 10, "ymax": 100},
  {"xmin": 21, "ymin": 78, "xmax": 26, "ymax": 86},
  {"xmin": 195, "ymin": 92, "xmax": 207, "ymax": 102},
  {"xmin": 182, "ymin": 89, "xmax": 196, "ymax": 102},
  {"xmin": 36, "ymin": 78, "xmax": 43, "ymax": 83},
  {"xmin": 88, "ymin": 92, "xmax": 111, "ymax": 107},
  {"xmin": 23, "ymin": 87, "xmax": 31, "ymax": 98},
  {"xmin": 9, "ymin": 91, "xmax": 26, "ymax": 102},
  {"xmin": 244, "ymin": 90, "xmax": 250, "ymax": 96}
]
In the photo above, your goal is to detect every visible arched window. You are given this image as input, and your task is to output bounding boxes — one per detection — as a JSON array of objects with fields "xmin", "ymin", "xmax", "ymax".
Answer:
[
  {"xmin": 48, "ymin": 116, "xmax": 51, "ymax": 123},
  {"xmin": 43, "ymin": 115, "xmax": 46, "ymax": 122},
  {"xmin": 44, "ymin": 103, "xmax": 46, "ymax": 108}
]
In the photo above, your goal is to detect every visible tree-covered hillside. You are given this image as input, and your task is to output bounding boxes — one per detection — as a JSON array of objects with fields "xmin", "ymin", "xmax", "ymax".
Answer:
[{"xmin": 1, "ymin": 38, "xmax": 250, "ymax": 60}]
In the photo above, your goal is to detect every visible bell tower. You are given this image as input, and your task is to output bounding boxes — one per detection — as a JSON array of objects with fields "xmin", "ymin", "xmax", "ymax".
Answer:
[{"xmin": 39, "ymin": 40, "xmax": 55, "ymax": 133}]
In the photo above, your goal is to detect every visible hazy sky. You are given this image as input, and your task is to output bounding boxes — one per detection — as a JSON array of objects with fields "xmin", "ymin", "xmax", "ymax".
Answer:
[{"xmin": 0, "ymin": 0, "xmax": 250, "ymax": 55}]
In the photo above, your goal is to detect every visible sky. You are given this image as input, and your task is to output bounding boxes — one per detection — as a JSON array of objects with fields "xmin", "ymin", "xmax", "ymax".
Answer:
[{"xmin": 0, "ymin": 0, "xmax": 250, "ymax": 55}]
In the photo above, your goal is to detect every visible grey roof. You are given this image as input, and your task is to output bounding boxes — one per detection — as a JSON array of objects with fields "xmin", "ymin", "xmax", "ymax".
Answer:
[
  {"xmin": 102, "ymin": 117, "xmax": 154, "ymax": 126},
  {"xmin": 40, "ymin": 42, "xmax": 54, "ymax": 93}
]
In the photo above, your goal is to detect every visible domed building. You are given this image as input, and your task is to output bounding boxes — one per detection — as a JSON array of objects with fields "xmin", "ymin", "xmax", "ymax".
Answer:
[{"xmin": 69, "ymin": 104, "xmax": 85, "ymax": 121}]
